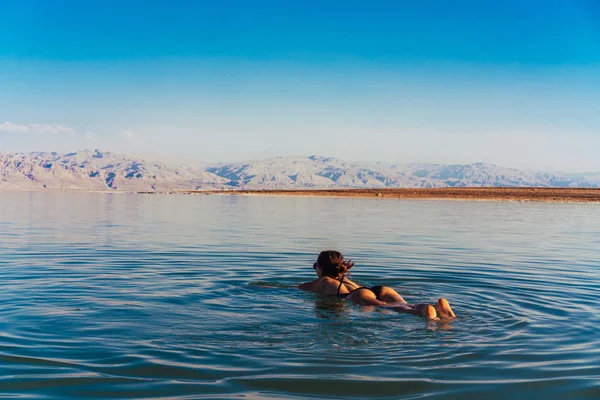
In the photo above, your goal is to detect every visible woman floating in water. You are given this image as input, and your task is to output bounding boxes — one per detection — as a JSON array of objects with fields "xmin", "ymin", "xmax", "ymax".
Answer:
[{"xmin": 299, "ymin": 250, "xmax": 456, "ymax": 320}]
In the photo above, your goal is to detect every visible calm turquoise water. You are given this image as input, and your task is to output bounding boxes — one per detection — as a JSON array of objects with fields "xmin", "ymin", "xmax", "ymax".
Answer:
[{"xmin": 0, "ymin": 192, "xmax": 598, "ymax": 399}]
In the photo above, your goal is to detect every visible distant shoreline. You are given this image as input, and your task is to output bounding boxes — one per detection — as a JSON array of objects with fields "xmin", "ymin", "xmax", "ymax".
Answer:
[
  {"xmin": 186, "ymin": 188, "xmax": 600, "ymax": 203},
  {"xmin": 2, "ymin": 187, "xmax": 600, "ymax": 203}
]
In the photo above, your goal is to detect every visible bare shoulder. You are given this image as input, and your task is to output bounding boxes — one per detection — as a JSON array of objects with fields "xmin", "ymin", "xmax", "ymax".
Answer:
[
  {"xmin": 298, "ymin": 279, "xmax": 319, "ymax": 292},
  {"xmin": 321, "ymin": 276, "xmax": 346, "ymax": 296},
  {"xmin": 299, "ymin": 277, "xmax": 344, "ymax": 296}
]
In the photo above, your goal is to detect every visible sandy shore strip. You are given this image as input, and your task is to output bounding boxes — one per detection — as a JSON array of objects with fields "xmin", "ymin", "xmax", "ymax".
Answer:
[{"xmin": 180, "ymin": 188, "xmax": 600, "ymax": 203}]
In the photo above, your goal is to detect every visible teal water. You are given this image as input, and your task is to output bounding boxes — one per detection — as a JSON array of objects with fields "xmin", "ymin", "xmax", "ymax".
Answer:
[{"xmin": 0, "ymin": 192, "xmax": 598, "ymax": 399}]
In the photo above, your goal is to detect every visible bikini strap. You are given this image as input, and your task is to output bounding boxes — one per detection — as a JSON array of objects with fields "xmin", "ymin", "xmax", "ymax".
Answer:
[{"xmin": 336, "ymin": 276, "xmax": 345, "ymax": 297}]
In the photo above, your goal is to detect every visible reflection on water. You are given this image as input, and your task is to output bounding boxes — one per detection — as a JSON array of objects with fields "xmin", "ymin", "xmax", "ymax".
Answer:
[
  {"xmin": 0, "ymin": 191, "xmax": 599, "ymax": 399},
  {"xmin": 313, "ymin": 296, "xmax": 352, "ymax": 319}
]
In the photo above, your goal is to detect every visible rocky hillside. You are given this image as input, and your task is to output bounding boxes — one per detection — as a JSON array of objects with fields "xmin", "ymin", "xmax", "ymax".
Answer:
[
  {"xmin": 0, "ymin": 150, "xmax": 227, "ymax": 190},
  {"xmin": 206, "ymin": 156, "xmax": 591, "ymax": 188},
  {"xmin": 0, "ymin": 150, "xmax": 596, "ymax": 190}
]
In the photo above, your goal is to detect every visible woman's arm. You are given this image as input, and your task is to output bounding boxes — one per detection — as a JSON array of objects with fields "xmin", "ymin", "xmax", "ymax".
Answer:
[{"xmin": 298, "ymin": 280, "xmax": 319, "ymax": 292}]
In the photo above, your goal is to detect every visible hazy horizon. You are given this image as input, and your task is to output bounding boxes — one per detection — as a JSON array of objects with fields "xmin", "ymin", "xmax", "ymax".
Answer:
[{"xmin": 1, "ymin": 1, "xmax": 599, "ymax": 173}]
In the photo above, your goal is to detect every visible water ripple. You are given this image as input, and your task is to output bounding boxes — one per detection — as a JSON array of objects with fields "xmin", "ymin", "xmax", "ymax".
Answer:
[{"xmin": 0, "ymin": 192, "xmax": 598, "ymax": 399}]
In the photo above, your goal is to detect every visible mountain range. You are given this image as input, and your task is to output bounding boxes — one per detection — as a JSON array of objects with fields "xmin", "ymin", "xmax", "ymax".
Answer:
[{"xmin": 0, "ymin": 149, "xmax": 597, "ymax": 191}]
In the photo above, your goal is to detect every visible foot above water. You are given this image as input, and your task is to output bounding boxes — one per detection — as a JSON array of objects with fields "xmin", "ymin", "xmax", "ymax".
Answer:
[{"xmin": 435, "ymin": 298, "xmax": 456, "ymax": 319}]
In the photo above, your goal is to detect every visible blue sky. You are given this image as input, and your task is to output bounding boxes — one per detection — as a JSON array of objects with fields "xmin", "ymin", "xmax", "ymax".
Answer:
[{"xmin": 1, "ymin": 0, "xmax": 599, "ymax": 171}]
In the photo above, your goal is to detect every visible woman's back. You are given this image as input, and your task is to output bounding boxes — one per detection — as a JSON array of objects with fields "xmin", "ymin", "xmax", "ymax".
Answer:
[{"xmin": 300, "ymin": 276, "xmax": 351, "ymax": 296}]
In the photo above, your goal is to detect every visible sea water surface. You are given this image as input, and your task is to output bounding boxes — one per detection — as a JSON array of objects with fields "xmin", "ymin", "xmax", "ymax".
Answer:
[{"xmin": 0, "ymin": 192, "xmax": 598, "ymax": 399}]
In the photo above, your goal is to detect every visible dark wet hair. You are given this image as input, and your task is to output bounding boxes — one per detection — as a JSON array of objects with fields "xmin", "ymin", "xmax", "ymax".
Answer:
[{"xmin": 316, "ymin": 250, "xmax": 354, "ymax": 278}]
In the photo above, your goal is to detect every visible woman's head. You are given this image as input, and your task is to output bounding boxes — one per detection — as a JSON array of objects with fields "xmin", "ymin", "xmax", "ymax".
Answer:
[{"xmin": 314, "ymin": 250, "xmax": 354, "ymax": 279}]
